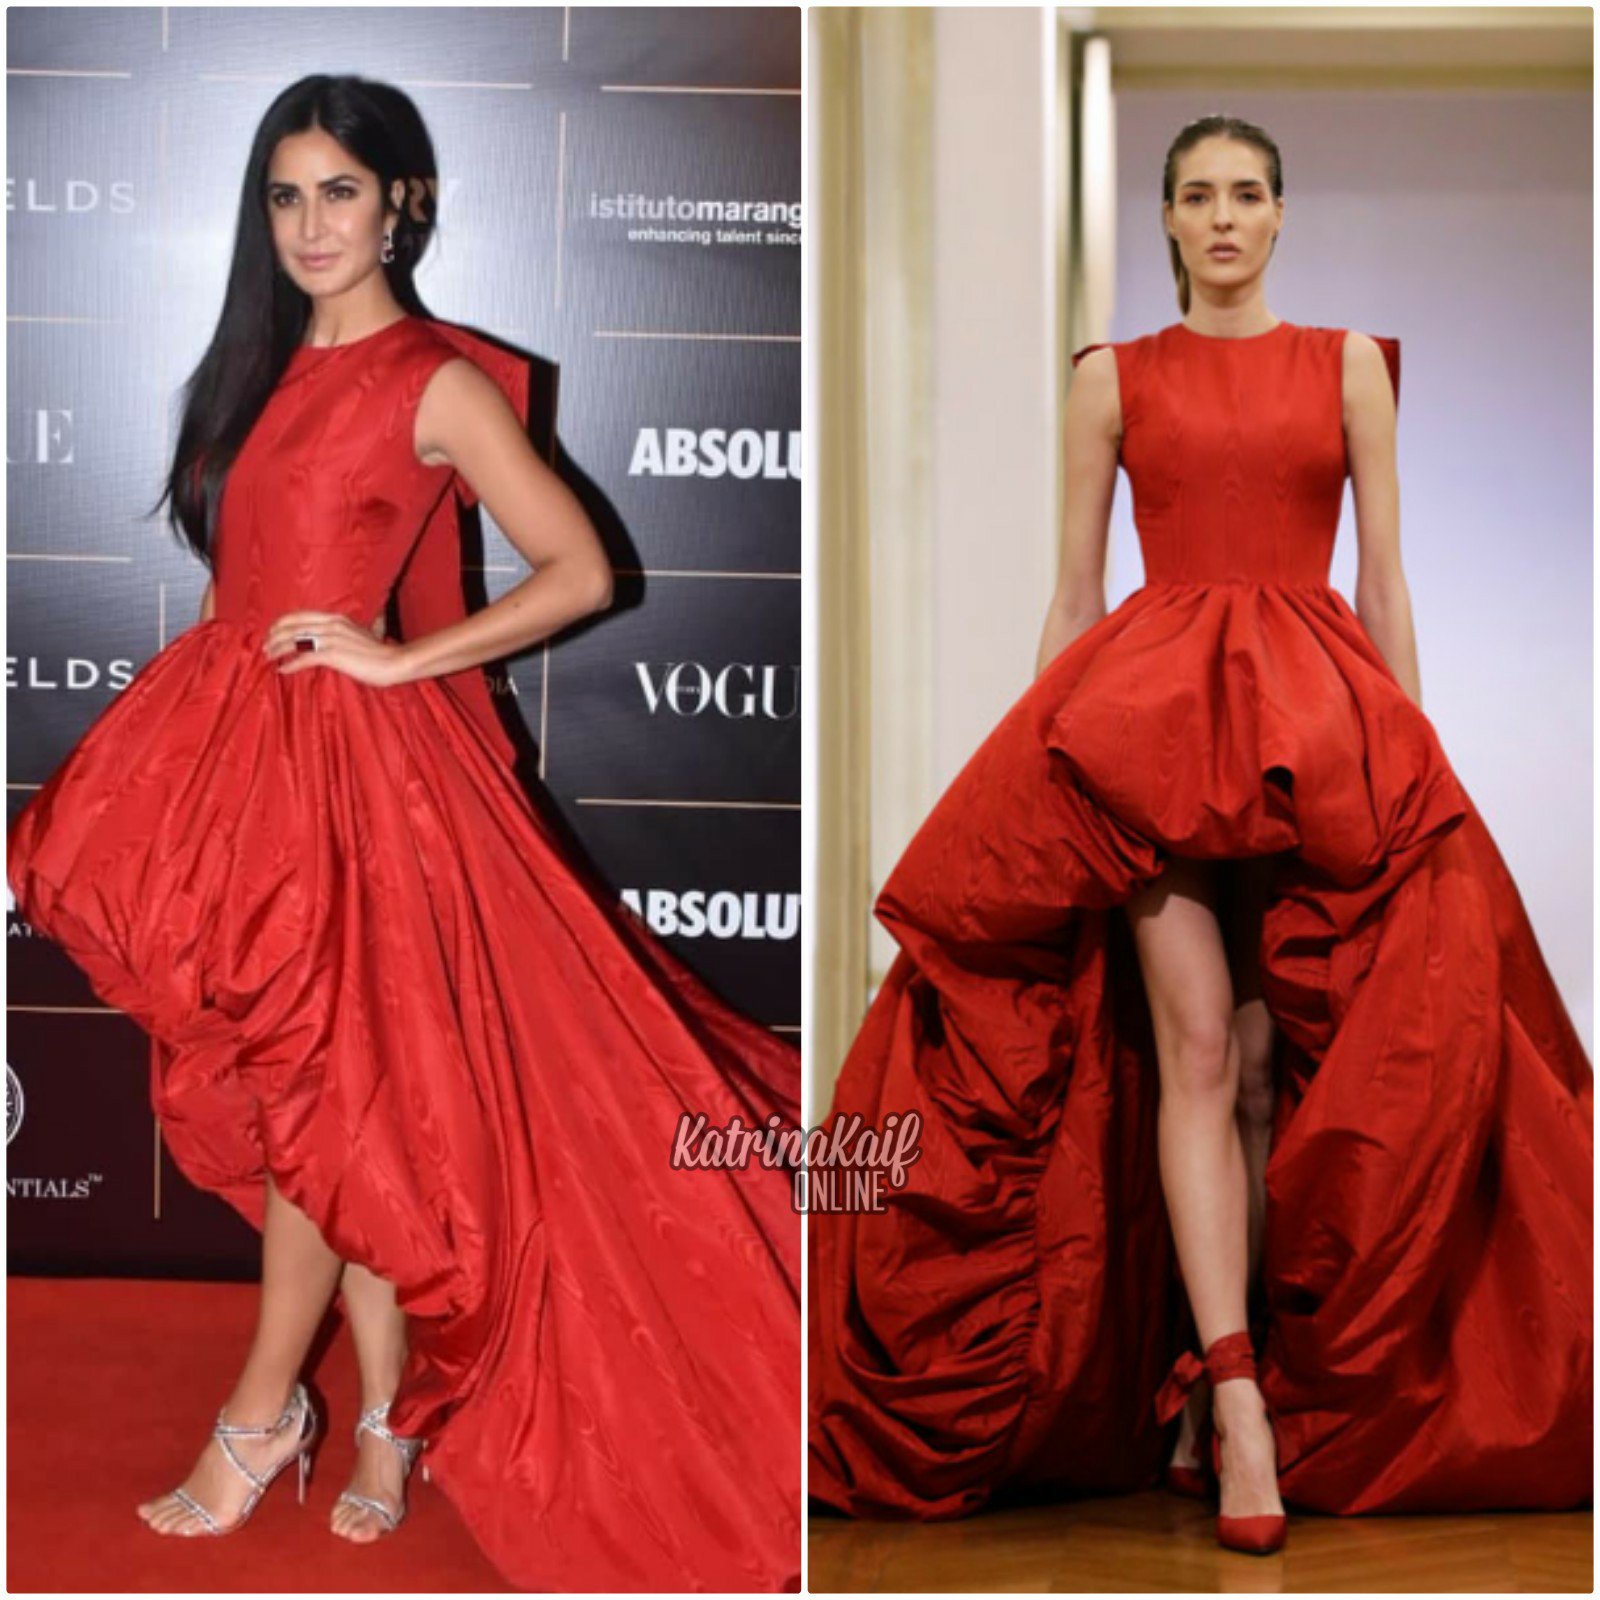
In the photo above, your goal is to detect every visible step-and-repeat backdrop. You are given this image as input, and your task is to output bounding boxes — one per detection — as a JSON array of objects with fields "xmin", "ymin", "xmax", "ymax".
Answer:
[{"xmin": 7, "ymin": 7, "xmax": 800, "ymax": 1276}]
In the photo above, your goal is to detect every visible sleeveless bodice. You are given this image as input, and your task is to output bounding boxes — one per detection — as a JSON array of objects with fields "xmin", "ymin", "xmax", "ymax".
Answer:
[
  {"xmin": 207, "ymin": 313, "xmax": 532, "ymax": 766},
  {"xmin": 214, "ymin": 315, "xmax": 476, "ymax": 628},
  {"xmin": 1071, "ymin": 321, "xmax": 1400, "ymax": 586}
]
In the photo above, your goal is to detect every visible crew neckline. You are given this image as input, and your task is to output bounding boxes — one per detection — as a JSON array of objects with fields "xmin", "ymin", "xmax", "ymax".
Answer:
[
  {"xmin": 1173, "ymin": 318, "xmax": 1290, "ymax": 344},
  {"xmin": 290, "ymin": 313, "xmax": 414, "ymax": 359}
]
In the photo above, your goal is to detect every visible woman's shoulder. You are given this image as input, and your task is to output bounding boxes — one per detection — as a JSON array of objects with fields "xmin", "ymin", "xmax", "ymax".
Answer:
[
  {"xmin": 1076, "ymin": 322, "xmax": 1389, "ymax": 361},
  {"xmin": 1070, "ymin": 325, "xmax": 1209, "ymax": 372},
  {"xmin": 1275, "ymin": 319, "xmax": 1401, "ymax": 374},
  {"xmin": 394, "ymin": 317, "xmax": 533, "ymax": 424},
  {"xmin": 392, "ymin": 315, "xmax": 501, "ymax": 375},
  {"xmin": 1069, "ymin": 330, "xmax": 1154, "ymax": 367},
  {"xmin": 1080, "ymin": 320, "xmax": 1354, "ymax": 346},
  {"xmin": 1070, "ymin": 320, "xmax": 1395, "ymax": 379}
]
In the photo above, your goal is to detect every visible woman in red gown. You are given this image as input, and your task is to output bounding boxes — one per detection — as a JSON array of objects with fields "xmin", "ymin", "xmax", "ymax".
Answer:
[
  {"xmin": 7, "ymin": 76, "xmax": 800, "ymax": 1591},
  {"xmin": 808, "ymin": 114, "xmax": 1592, "ymax": 1554}
]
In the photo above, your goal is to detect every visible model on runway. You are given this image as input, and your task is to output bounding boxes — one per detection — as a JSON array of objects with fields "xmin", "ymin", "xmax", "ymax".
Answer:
[
  {"xmin": 808, "ymin": 113, "xmax": 1592, "ymax": 1557},
  {"xmin": 8, "ymin": 73, "xmax": 801, "ymax": 1592}
]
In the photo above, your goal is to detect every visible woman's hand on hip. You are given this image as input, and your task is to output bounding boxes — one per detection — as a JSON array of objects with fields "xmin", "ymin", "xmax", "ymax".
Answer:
[{"xmin": 262, "ymin": 609, "xmax": 409, "ymax": 688}]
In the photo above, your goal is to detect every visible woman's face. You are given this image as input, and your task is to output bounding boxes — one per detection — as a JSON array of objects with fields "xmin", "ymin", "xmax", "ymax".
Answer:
[
  {"xmin": 265, "ymin": 126, "xmax": 402, "ymax": 300},
  {"xmin": 1164, "ymin": 136, "xmax": 1282, "ymax": 290}
]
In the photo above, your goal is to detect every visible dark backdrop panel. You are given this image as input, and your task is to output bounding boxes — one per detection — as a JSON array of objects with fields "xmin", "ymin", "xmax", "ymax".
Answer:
[
  {"xmin": 560, "ymin": 338, "xmax": 801, "ymax": 573},
  {"xmin": 6, "ymin": 5, "xmax": 800, "ymax": 1277},
  {"xmin": 547, "ymin": 576, "xmax": 800, "ymax": 802},
  {"xmin": 563, "ymin": 93, "xmax": 801, "ymax": 334},
  {"xmin": 574, "ymin": 805, "xmax": 800, "ymax": 1029}
]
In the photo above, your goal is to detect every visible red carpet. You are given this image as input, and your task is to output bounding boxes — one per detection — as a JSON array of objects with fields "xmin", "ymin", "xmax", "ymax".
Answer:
[{"xmin": 7, "ymin": 1277, "xmax": 512, "ymax": 1592}]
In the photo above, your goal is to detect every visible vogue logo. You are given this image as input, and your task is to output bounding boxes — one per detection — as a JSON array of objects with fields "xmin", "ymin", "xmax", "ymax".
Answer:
[
  {"xmin": 6, "ymin": 656, "xmax": 136, "ymax": 692},
  {"xmin": 621, "ymin": 888, "xmax": 799, "ymax": 941},
  {"xmin": 7, "ymin": 409, "xmax": 75, "ymax": 465},
  {"xmin": 628, "ymin": 427, "xmax": 801, "ymax": 482},
  {"xmin": 635, "ymin": 662, "xmax": 799, "ymax": 721},
  {"xmin": 7, "ymin": 178, "xmax": 136, "ymax": 214}
]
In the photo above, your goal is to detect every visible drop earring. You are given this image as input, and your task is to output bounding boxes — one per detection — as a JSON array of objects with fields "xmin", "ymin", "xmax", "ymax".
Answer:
[{"xmin": 380, "ymin": 227, "xmax": 395, "ymax": 265}]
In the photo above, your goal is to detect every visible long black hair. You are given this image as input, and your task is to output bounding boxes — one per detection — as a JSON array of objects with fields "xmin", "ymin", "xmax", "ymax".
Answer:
[{"xmin": 152, "ymin": 74, "xmax": 441, "ymax": 562}]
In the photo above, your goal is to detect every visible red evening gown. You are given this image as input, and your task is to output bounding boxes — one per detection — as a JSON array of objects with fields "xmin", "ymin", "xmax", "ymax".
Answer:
[
  {"xmin": 7, "ymin": 314, "xmax": 801, "ymax": 1592},
  {"xmin": 808, "ymin": 321, "xmax": 1592, "ymax": 1520}
]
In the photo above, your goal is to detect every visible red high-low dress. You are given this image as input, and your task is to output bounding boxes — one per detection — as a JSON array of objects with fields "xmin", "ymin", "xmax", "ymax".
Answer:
[
  {"xmin": 808, "ymin": 321, "xmax": 1592, "ymax": 1519},
  {"xmin": 7, "ymin": 314, "xmax": 801, "ymax": 1592}
]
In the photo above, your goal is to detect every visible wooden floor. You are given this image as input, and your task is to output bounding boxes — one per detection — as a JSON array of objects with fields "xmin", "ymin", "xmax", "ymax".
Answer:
[{"xmin": 808, "ymin": 1492, "xmax": 1594, "ymax": 1593}]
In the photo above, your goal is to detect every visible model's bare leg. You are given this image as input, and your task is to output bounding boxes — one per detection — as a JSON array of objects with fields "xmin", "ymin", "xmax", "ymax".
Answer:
[
  {"xmin": 329, "ymin": 1261, "xmax": 413, "ymax": 1541},
  {"xmin": 1226, "ymin": 854, "xmax": 1279, "ymax": 1288},
  {"xmin": 1164, "ymin": 854, "xmax": 1280, "ymax": 1476},
  {"xmin": 139, "ymin": 1175, "xmax": 343, "ymax": 1534},
  {"xmin": 1125, "ymin": 856, "xmax": 1283, "ymax": 1523},
  {"xmin": 1166, "ymin": 857, "xmax": 1278, "ymax": 1472}
]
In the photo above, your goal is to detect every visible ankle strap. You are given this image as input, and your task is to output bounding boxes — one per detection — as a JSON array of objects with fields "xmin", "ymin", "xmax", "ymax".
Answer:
[
  {"xmin": 356, "ymin": 1400, "xmax": 423, "ymax": 1468},
  {"xmin": 1153, "ymin": 1329, "xmax": 1257, "ymax": 1425},
  {"xmin": 1153, "ymin": 1351, "xmax": 1203, "ymax": 1425},
  {"xmin": 213, "ymin": 1382, "xmax": 305, "ymax": 1439},
  {"xmin": 1201, "ymin": 1329, "xmax": 1257, "ymax": 1385}
]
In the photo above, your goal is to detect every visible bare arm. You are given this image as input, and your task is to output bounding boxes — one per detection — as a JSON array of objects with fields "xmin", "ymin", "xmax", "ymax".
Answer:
[
  {"xmin": 1035, "ymin": 347, "xmax": 1119, "ymax": 676},
  {"xmin": 1344, "ymin": 331, "xmax": 1422, "ymax": 706},
  {"xmin": 387, "ymin": 357, "xmax": 613, "ymax": 685}
]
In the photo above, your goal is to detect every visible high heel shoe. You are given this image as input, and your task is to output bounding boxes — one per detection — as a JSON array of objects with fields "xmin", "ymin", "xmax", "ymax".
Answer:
[
  {"xmin": 333, "ymin": 1399, "xmax": 425, "ymax": 1536},
  {"xmin": 158, "ymin": 1381, "xmax": 319, "ymax": 1535},
  {"xmin": 1155, "ymin": 1329, "xmax": 1285, "ymax": 1554}
]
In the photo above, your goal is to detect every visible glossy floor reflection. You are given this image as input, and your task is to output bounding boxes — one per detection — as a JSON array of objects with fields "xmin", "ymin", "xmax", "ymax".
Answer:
[{"xmin": 808, "ymin": 1491, "xmax": 1593, "ymax": 1593}]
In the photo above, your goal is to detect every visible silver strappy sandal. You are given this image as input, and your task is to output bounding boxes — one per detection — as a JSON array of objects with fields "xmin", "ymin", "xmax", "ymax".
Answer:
[
  {"xmin": 334, "ymin": 1399, "xmax": 425, "ymax": 1536},
  {"xmin": 160, "ymin": 1381, "xmax": 319, "ymax": 1535}
]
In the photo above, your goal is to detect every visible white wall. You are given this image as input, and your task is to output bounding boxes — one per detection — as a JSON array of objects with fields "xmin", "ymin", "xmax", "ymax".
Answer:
[
  {"xmin": 865, "ymin": 7, "xmax": 1058, "ymax": 986},
  {"xmin": 929, "ymin": 8, "xmax": 1059, "ymax": 791}
]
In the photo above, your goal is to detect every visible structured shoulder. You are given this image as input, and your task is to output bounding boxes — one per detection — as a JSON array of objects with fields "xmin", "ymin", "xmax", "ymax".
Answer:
[
  {"xmin": 401, "ymin": 319, "xmax": 536, "ymax": 506},
  {"xmin": 413, "ymin": 345, "xmax": 503, "ymax": 402},
  {"xmin": 401, "ymin": 319, "xmax": 533, "ymax": 426},
  {"xmin": 1070, "ymin": 331, "xmax": 1162, "ymax": 367},
  {"xmin": 1338, "ymin": 327, "xmax": 1401, "ymax": 407}
]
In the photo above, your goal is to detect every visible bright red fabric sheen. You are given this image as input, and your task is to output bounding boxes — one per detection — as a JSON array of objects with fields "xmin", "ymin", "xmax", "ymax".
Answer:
[
  {"xmin": 8, "ymin": 315, "xmax": 801, "ymax": 1591},
  {"xmin": 808, "ymin": 321, "xmax": 1592, "ymax": 1520}
]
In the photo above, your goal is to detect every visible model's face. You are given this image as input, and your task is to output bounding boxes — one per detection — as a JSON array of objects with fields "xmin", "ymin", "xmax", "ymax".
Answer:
[
  {"xmin": 1164, "ymin": 137, "xmax": 1282, "ymax": 288},
  {"xmin": 265, "ymin": 127, "xmax": 402, "ymax": 298}
]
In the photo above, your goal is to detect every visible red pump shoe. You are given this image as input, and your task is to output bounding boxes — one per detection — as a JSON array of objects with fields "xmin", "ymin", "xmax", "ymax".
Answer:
[{"xmin": 1155, "ymin": 1329, "xmax": 1286, "ymax": 1554}]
